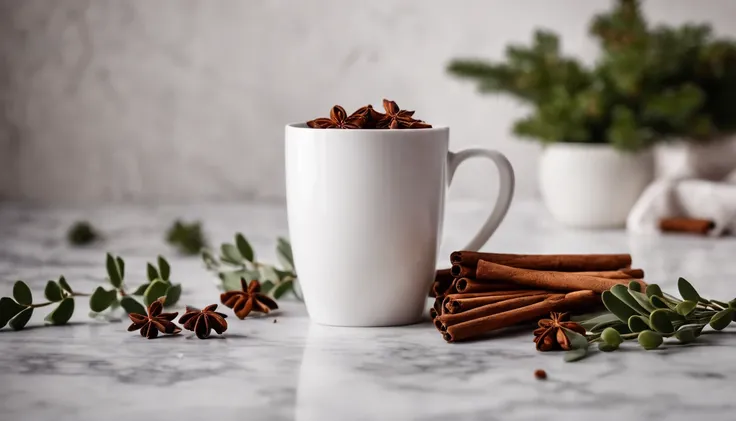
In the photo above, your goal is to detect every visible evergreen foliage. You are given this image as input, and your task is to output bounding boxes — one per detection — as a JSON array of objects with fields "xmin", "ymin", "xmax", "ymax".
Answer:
[{"xmin": 448, "ymin": 0, "xmax": 736, "ymax": 151}]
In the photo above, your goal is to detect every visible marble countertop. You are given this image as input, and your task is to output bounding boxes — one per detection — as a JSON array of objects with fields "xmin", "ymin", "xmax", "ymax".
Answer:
[{"xmin": 1, "ymin": 199, "xmax": 736, "ymax": 421}]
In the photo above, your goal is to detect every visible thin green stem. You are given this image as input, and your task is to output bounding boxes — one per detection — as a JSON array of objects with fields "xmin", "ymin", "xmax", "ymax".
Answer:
[
  {"xmin": 29, "ymin": 301, "xmax": 54, "ymax": 308},
  {"xmin": 72, "ymin": 292, "xmax": 90, "ymax": 297}
]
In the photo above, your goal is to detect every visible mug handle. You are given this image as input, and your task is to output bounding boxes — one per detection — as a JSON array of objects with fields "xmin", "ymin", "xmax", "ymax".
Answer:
[{"xmin": 447, "ymin": 149, "xmax": 515, "ymax": 251}]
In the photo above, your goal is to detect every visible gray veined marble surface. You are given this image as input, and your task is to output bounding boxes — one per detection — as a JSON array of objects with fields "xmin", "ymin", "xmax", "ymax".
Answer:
[{"xmin": 1, "ymin": 199, "xmax": 736, "ymax": 421}]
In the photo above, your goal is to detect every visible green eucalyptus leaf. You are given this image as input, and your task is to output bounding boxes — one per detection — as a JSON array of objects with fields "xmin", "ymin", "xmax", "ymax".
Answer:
[
  {"xmin": 729, "ymin": 298, "xmax": 736, "ymax": 309},
  {"xmin": 219, "ymin": 270, "xmax": 248, "ymax": 291},
  {"xmin": 276, "ymin": 237, "xmax": 295, "ymax": 271},
  {"xmin": 220, "ymin": 244, "xmax": 244, "ymax": 265},
  {"xmin": 675, "ymin": 300, "xmax": 698, "ymax": 316},
  {"xmin": 109, "ymin": 297, "xmax": 121, "ymax": 310},
  {"xmin": 649, "ymin": 309, "xmax": 675, "ymax": 334},
  {"xmin": 157, "ymin": 256, "xmax": 171, "ymax": 280},
  {"xmin": 645, "ymin": 284, "xmax": 664, "ymax": 298},
  {"xmin": 131, "ymin": 283, "xmax": 150, "ymax": 295},
  {"xmin": 9, "ymin": 307, "xmax": 33, "ymax": 330},
  {"xmin": 164, "ymin": 284, "xmax": 182, "ymax": 307},
  {"xmin": 58, "ymin": 276, "xmax": 73, "ymax": 294},
  {"xmin": 44, "ymin": 281, "xmax": 63, "ymax": 302},
  {"xmin": 143, "ymin": 280, "xmax": 170, "ymax": 306},
  {"xmin": 679, "ymin": 323, "xmax": 705, "ymax": 337},
  {"xmin": 89, "ymin": 287, "xmax": 117, "ymax": 312},
  {"xmin": 0, "ymin": 297, "xmax": 26, "ymax": 328},
  {"xmin": 601, "ymin": 327, "xmax": 623, "ymax": 346},
  {"xmin": 662, "ymin": 309, "xmax": 685, "ymax": 323},
  {"xmin": 565, "ymin": 348, "xmax": 589, "ymax": 362},
  {"xmin": 649, "ymin": 295, "xmax": 671, "ymax": 309},
  {"xmin": 709, "ymin": 308, "xmax": 734, "ymax": 331},
  {"xmin": 116, "ymin": 257, "xmax": 125, "ymax": 280},
  {"xmin": 274, "ymin": 268, "xmax": 295, "ymax": 282},
  {"xmin": 674, "ymin": 325, "xmax": 702, "ymax": 343},
  {"xmin": 598, "ymin": 342, "xmax": 619, "ymax": 352},
  {"xmin": 602, "ymin": 290, "xmax": 640, "ymax": 323},
  {"xmin": 611, "ymin": 323, "xmax": 632, "ymax": 334},
  {"xmin": 678, "ymin": 277, "xmax": 700, "ymax": 302},
  {"xmin": 259, "ymin": 266, "xmax": 279, "ymax": 284},
  {"xmin": 146, "ymin": 263, "xmax": 159, "ymax": 283},
  {"xmin": 201, "ymin": 249, "xmax": 220, "ymax": 270},
  {"xmin": 628, "ymin": 280, "xmax": 642, "ymax": 292},
  {"xmin": 273, "ymin": 279, "xmax": 294, "ymax": 299},
  {"xmin": 611, "ymin": 284, "xmax": 650, "ymax": 316},
  {"xmin": 235, "ymin": 233, "xmax": 255, "ymax": 262},
  {"xmin": 45, "ymin": 298, "xmax": 75, "ymax": 325},
  {"xmin": 628, "ymin": 290, "xmax": 656, "ymax": 313},
  {"xmin": 638, "ymin": 330, "xmax": 663, "ymax": 350},
  {"xmin": 628, "ymin": 315, "xmax": 651, "ymax": 333},
  {"xmin": 562, "ymin": 328, "xmax": 590, "ymax": 362},
  {"xmin": 563, "ymin": 327, "xmax": 589, "ymax": 349},
  {"xmin": 106, "ymin": 253, "xmax": 123, "ymax": 288},
  {"xmin": 120, "ymin": 296, "xmax": 146, "ymax": 315},
  {"xmin": 13, "ymin": 281, "xmax": 32, "ymax": 305},
  {"xmin": 580, "ymin": 313, "xmax": 620, "ymax": 329},
  {"xmin": 260, "ymin": 280, "xmax": 275, "ymax": 294}
]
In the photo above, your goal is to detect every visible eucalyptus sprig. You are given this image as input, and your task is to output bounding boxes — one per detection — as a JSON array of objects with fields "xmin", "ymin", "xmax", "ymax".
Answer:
[
  {"xmin": 0, "ymin": 277, "xmax": 84, "ymax": 330},
  {"xmin": 1, "ymin": 253, "xmax": 184, "ymax": 330},
  {"xmin": 89, "ymin": 254, "xmax": 181, "ymax": 318},
  {"xmin": 565, "ymin": 277, "xmax": 736, "ymax": 362},
  {"xmin": 88, "ymin": 253, "xmax": 146, "ymax": 317},
  {"xmin": 67, "ymin": 221, "xmax": 101, "ymax": 246},
  {"xmin": 166, "ymin": 219, "xmax": 208, "ymax": 256},
  {"xmin": 201, "ymin": 233, "xmax": 300, "ymax": 300}
]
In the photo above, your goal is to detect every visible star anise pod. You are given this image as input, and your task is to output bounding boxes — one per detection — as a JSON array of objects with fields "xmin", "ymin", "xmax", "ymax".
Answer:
[
  {"xmin": 376, "ymin": 99, "xmax": 432, "ymax": 129},
  {"xmin": 220, "ymin": 279, "xmax": 279, "ymax": 319},
  {"xmin": 127, "ymin": 298, "xmax": 181, "ymax": 339},
  {"xmin": 178, "ymin": 304, "xmax": 228, "ymax": 339},
  {"xmin": 307, "ymin": 105, "xmax": 365, "ymax": 129},
  {"xmin": 533, "ymin": 312, "xmax": 586, "ymax": 351},
  {"xmin": 348, "ymin": 104, "xmax": 384, "ymax": 129}
]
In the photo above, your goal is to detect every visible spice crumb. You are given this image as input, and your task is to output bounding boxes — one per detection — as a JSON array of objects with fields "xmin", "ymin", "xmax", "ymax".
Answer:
[
  {"xmin": 273, "ymin": 319, "xmax": 277, "ymax": 323},
  {"xmin": 534, "ymin": 369, "xmax": 547, "ymax": 380}
]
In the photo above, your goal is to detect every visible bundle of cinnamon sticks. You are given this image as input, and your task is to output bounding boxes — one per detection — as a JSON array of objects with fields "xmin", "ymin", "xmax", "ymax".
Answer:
[{"xmin": 431, "ymin": 251, "xmax": 646, "ymax": 343}]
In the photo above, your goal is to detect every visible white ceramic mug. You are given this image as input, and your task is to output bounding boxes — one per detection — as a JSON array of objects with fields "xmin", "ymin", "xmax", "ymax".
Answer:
[{"xmin": 285, "ymin": 124, "xmax": 515, "ymax": 326}]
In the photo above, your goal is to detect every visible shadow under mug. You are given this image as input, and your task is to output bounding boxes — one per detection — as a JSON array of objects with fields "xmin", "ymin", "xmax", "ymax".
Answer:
[{"xmin": 285, "ymin": 124, "xmax": 514, "ymax": 326}]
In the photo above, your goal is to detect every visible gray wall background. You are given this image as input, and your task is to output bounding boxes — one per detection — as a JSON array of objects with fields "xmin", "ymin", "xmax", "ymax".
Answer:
[{"xmin": 1, "ymin": 0, "xmax": 735, "ymax": 205}]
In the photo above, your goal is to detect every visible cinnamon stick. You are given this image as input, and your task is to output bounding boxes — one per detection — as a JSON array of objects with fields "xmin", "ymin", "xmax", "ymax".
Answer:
[
  {"xmin": 430, "ymin": 297, "xmax": 443, "ymax": 320},
  {"xmin": 444, "ymin": 291, "xmax": 549, "ymax": 314},
  {"xmin": 435, "ymin": 294, "xmax": 555, "ymax": 331},
  {"xmin": 449, "ymin": 252, "xmax": 632, "ymax": 271},
  {"xmin": 429, "ymin": 268, "xmax": 455, "ymax": 298},
  {"xmin": 453, "ymin": 266, "xmax": 644, "ymax": 280},
  {"xmin": 475, "ymin": 261, "xmax": 645, "ymax": 294},
  {"xmin": 575, "ymin": 269, "xmax": 644, "ymax": 279},
  {"xmin": 659, "ymin": 217, "xmax": 715, "ymax": 235},
  {"xmin": 443, "ymin": 290, "xmax": 599, "ymax": 342},
  {"xmin": 455, "ymin": 277, "xmax": 531, "ymax": 294}
]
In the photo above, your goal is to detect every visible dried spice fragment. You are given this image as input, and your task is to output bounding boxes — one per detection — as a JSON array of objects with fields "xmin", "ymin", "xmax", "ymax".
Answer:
[
  {"xmin": 178, "ymin": 304, "xmax": 228, "ymax": 339},
  {"xmin": 533, "ymin": 312, "xmax": 586, "ymax": 351},
  {"xmin": 220, "ymin": 279, "xmax": 279, "ymax": 319},
  {"xmin": 127, "ymin": 298, "xmax": 181, "ymax": 339}
]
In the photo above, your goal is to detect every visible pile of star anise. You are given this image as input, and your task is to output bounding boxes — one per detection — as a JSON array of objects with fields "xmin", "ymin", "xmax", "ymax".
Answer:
[{"xmin": 307, "ymin": 99, "xmax": 432, "ymax": 129}]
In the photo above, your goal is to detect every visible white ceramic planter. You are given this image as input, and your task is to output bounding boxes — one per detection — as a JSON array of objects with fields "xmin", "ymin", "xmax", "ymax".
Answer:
[{"xmin": 539, "ymin": 143, "xmax": 654, "ymax": 228}]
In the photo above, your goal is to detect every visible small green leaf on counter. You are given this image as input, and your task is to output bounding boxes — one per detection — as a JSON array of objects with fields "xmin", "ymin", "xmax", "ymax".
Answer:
[
  {"xmin": 9, "ymin": 307, "xmax": 33, "ymax": 330},
  {"xmin": 45, "ymin": 298, "xmax": 75, "ymax": 325},
  {"xmin": 13, "ymin": 281, "xmax": 32, "ymax": 306},
  {"xmin": 45, "ymin": 281, "xmax": 64, "ymax": 302}
]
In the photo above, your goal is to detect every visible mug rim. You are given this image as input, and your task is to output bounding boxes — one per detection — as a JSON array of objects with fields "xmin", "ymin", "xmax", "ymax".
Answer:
[{"xmin": 286, "ymin": 122, "xmax": 449, "ymax": 132}]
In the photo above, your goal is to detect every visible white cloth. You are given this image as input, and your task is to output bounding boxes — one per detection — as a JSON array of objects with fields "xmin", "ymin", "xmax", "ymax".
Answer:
[{"xmin": 626, "ymin": 174, "xmax": 736, "ymax": 236}]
